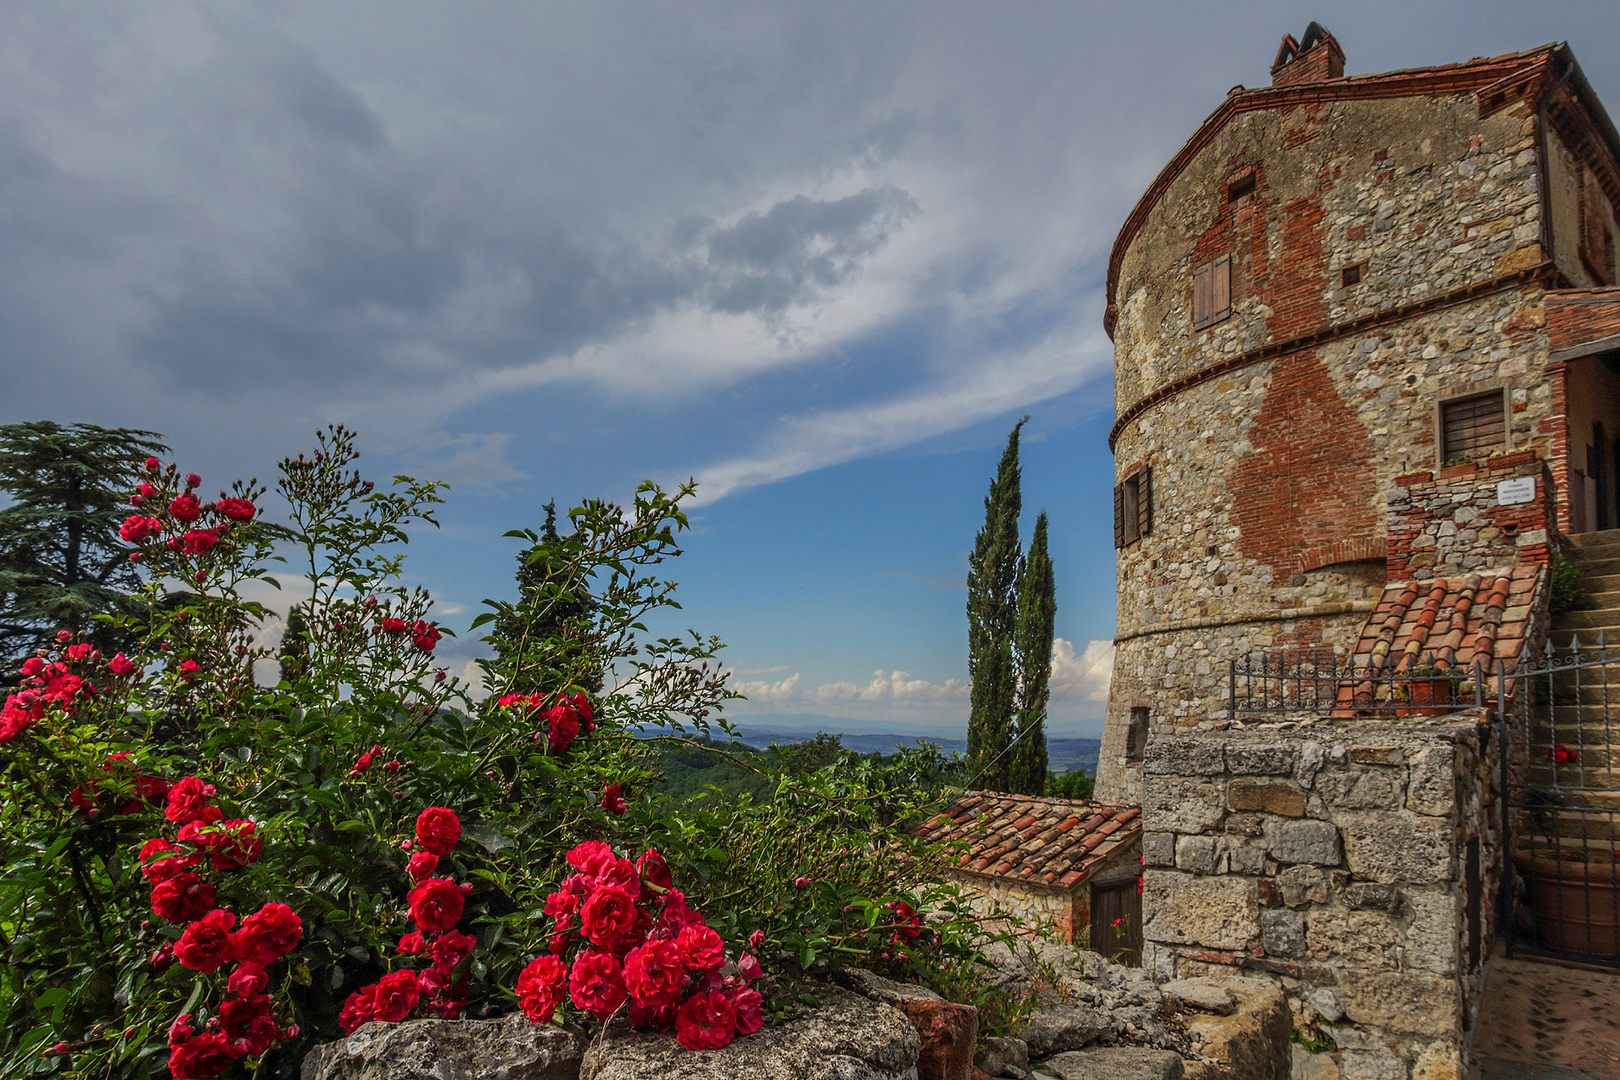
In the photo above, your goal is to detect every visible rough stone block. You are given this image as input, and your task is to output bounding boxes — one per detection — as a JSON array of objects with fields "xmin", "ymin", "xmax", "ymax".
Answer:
[
  {"xmin": 1161, "ymin": 978, "xmax": 1237, "ymax": 1015},
  {"xmin": 1400, "ymin": 889, "xmax": 1458, "ymax": 975},
  {"xmin": 974, "ymin": 1036, "xmax": 1029, "ymax": 1078},
  {"xmin": 895, "ymin": 996, "xmax": 978, "ymax": 1080},
  {"xmin": 1143, "ymin": 831, "xmax": 1176, "ymax": 867},
  {"xmin": 1410, "ymin": 1040, "xmax": 1460, "ymax": 1080},
  {"xmin": 1145, "ymin": 737, "xmax": 1225, "ymax": 776},
  {"xmin": 1405, "ymin": 746, "xmax": 1456, "ymax": 816},
  {"xmin": 1295, "ymin": 1050, "xmax": 1340, "ymax": 1080},
  {"xmin": 1260, "ymin": 909, "xmax": 1305, "ymax": 958},
  {"xmin": 1226, "ymin": 744, "xmax": 1297, "ymax": 776},
  {"xmin": 1339, "ymin": 813, "xmax": 1453, "ymax": 883},
  {"xmin": 1019, "ymin": 1005, "xmax": 1109, "ymax": 1056},
  {"xmin": 1227, "ymin": 842, "xmax": 1267, "ymax": 875},
  {"xmin": 1297, "ymin": 742, "xmax": 1327, "ymax": 788},
  {"xmin": 1176, "ymin": 834, "xmax": 1220, "ymax": 875},
  {"xmin": 1046, "ymin": 1048, "xmax": 1184, "ymax": 1080},
  {"xmin": 1313, "ymin": 767, "xmax": 1401, "ymax": 810},
  {"xmin": 1307, "ymin": 988, "xmax": 1344, "ymax": 1023},
  {"xmin": 302, "ymin": 1014, "xmax": 583, "ymax": 1080},
  {"xmin": 1340, "ymin": 883, "xmax": 1400, "ymax": 912},
  {"xmin": 1349, "ymin": 746, "xmax": 1404, "ymax": 766},
  {"xmin": 1144, "ymin": 775, "xmax": 1226, "ymax": 834},
  {"xmin": 1305, "ymin": 910, "xmax": 1400, "ymax": 968},
  {"xmin": 1340, "ymin": 969, "xmax": 1458, "ymax": 1034},
  {"xmin": 1340, "ymin": 1051, "xmax": 1408, "ymax": 1080},
  {"xmin": 1275, "ymin": 867, "xmax": 1330, "ymax": 908},
  {"xmin": 1143, "ymin": 872, "xmax": 1258, "ymax": 950},
  {"xmin": 1266, "ymin": 820, "xmax": 1341, "ymax": 866},
  {"xmin": 1229, "ymin": 780, "xmax": 1306, "ymax": 817},
  {"xmin": 1180, "ymin": 978, "xmax": 1289, "ymax": 1080}
]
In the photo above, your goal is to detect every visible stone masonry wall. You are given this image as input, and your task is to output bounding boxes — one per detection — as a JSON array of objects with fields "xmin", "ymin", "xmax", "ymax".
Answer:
[
  {"xmin": 1386, "ymin": 452, "xmax": 1555, "ymax": 580},
  {"xmin": 1138, "ymin": 718, "xmax": 1500, "ymax": 1080},
  {"xmin": 945, "ymin": 843, "xmax": 1140, "ymax": 946}
]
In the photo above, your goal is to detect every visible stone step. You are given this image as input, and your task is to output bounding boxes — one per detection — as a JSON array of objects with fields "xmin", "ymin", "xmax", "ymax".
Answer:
[
  {"xmin": 1589, "ymin": 590, "xmax": 1620, "ymax": 609},
  {"xmin": 1567, "ymin": 542, "xmax": 1620, "ymax": 564},
  {"xmin": 1566, "ymin": 555, "xmax": 1620, "ymax": 576},
  {"xmin": 1567, "ymin": 528, "xmax": 1620, "ymax": 550},
  {"xmin": 1554, "ymin": 608, "xmax": 1620, "ymax": 631}
]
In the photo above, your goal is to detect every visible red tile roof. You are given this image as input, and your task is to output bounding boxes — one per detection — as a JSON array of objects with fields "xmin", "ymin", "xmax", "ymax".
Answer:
[{"xmin": 911, "ymin": 792, "xmax": 1141, "ymax": 891}]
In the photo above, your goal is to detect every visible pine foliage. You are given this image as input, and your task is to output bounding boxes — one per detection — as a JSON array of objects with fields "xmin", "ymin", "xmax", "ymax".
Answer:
[
  {"xmin": 966, "ymin": 420, "xmax": 1024, "ymax": 791},
  {"xmin": 1009, "ymin": 512, "xmax": 1055, "ymax": 794},
  {"xmin": 490, "ymin": 501, "xmax": 604, "ymax": 696},
  {"xmin": 0, "ymin": 421, "xmax": 168, "ymax": 665}
]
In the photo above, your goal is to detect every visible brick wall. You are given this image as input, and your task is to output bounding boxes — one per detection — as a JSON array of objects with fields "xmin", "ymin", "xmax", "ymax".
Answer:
[
  {"xmin": 1385, "ymin": 453, "xmax": 1556, "ymax": 580},
  {"xmin": 1139, "ymin": 719, "xmax": 1499, "ymax": 1080}
]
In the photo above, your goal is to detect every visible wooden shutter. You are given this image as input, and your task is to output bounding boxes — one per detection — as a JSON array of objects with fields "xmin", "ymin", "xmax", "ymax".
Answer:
[
  {"xmin": 1581, "ymin": 170, "xmax": 1614, "ymax": 285},
  {"xmin": 1441, "ymin": 393, "xmax": 1505, "ymax": 461},
  {"xmin": 1212, "ymin": 256, "xmax": 1231, "ymax": 323},
  {"xmin": 1192, "ymin": 263, "xmax": 1212, "ymax": 329},
  {"xmin": 1135, "ymin": 466, "xmax": 1152, "ymax": 539},
  {"xmin": 1113, "ymin": 483, "xmax": 1126, "ymax": 549}
]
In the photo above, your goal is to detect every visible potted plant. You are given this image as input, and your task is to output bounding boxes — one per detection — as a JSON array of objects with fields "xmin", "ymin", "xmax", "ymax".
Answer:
[{"xmin": 1394, "ymin": 664, "xmax": 1463, "ymax": 716}]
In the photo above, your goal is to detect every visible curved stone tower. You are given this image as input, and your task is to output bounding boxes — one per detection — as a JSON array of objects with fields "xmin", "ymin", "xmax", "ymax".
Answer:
[{"xmin": 1095, "ymin": 30, "xmax": 1620, "ymax": 803}]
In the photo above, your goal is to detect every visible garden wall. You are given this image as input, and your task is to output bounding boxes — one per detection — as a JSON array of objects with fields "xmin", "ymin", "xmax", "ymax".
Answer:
[{"xmin": 1138, "ymin": 716, "xmax": 1500, "ymax": 1080}]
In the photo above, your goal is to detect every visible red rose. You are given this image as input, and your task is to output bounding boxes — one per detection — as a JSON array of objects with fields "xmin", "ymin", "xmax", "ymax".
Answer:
[
  {"xmin": 595, "ymin": 857, "xmax": 641, "ymax": 898},
  {"xmin": 398, "ymin": 931, "xmax": 426, "ymax": 955},
  {"xmin": 407, "ymin": 851, "xmax": 439, "ymax": 883},
  {"xmin": 623, "ymin": 940, "xmax": 687, "ymax": 1010},
  {"xmin": 516, "ymin": 954, "xmax": 568, "ymax": 1023},
  {"xmin": 175, "ymin": 909, "xmax": 238, "ymax": 972},
  {"xmin": 546, "ymin": 704, "xmax": 578, "ymax": 753},
  {"xmin": 601, "ymin": 783, "xmax": 626, "ymax": 816},
  {"xmin": 656, "ymin": 889, "xmax": 705, "ymax": 937},
  {"xmin": 229, "ymin": 902, "xmax": 303, "ymax": 965},
  {"xmin": 737, "ymin": 951, "xmax": 763, "ymax": 981},
  {"xmin": 414, "ymin": 807, "xmax": 461, "ymax": 856},
  {"xmin": 168, "ymin": 1032, "xmax": 242, "ymax": 1079},
  {"xmin": 119, "ymin": 515, "xmax": 162, "ymax": 543},
  {"xmin": 217, "ymin": 498, "xmax": 256, "ymax": 522},
  {"xmin": 675, "ymin": 924, "xmax": 725, "ymax": 970},
  {"xmin": 570, "ymin": 692, "xmax": 594, "ymax": 732},
  {"xmin": 165, "ymin": 776, "xmax": 215, "ymax": 823},
  {"xmin": 168, "ymin": 1013, "xmax": 194, "ymax": 1048},
  {"xmin": 888, "ymin": 900, "xmax": 921, "ymax": 940},
  {"xmin": 152, "ymin": 873, "xmax": 216, "ymax": 923},
  {"xmin": 569, "ymin": 951, "xmax": 627, "ymax": 1020},
  {"xmin": 339, "ymin": 985, "xmax": 379, "ymax": 1034},
  {"xmin": 219, "ymin": 993, "xmax": 279, "ymax": 1056},
  {"xmin": 371, "ymin": 970, "xmax": 422, "ymax": 1023},
  {"xmin": 204, "ymin": 820, "xmax": 262, "ymax": 871},
  {"xmin": 580, "ymin": 885, "xmax": 639, "ymax": 950},
  {"xmin": 179, "ymin": 659, "xmax": 201, "ymax": 679},
  {"xmin": 106, "ymin": 652, "xmax": 136, "ymax": 677},
  {"xmin": 629, "ymin": 997, "xmax": 678, "ymax": 1030},
  {"xmin": 228, "ymin": 962, "xmax": 268, "ymax": 997},
  {"xmin": 430, "ymin": 929, "xmax": 476, "ymax": 973},
  {"xmin": 379, "ymin": 617, "xmax": 407, "ymax": 634},
  {"xmin": 407, "ymin": 878, "xmax": 465, "ymax": 934},
  {"xmin": 180, "ymin": 529, "xmax": 218, "ymax": 555},
  {"xmin": 566, "ymin": 840, "xmax": 614, "ymax": 876},
  {"xmin": 675, "ymin": 990, "xmax": 737, "ymax": 1051},
  {"xmin": 169, "ymin": 494, "xmax": 202, "ymax": 523},
  {"xmin": 728, "ymin": 986, "xmax": 765, "ymax": 1036},
  {"xmin": 637, "ymin": 849, "xmax": 673, "ymax": 891}
]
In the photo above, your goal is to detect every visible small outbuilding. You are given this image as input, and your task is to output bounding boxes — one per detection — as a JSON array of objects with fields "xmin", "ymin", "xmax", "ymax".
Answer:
[{"xmin": 914, "ymin": 792, "xmax": 1143, "ymax": 962}]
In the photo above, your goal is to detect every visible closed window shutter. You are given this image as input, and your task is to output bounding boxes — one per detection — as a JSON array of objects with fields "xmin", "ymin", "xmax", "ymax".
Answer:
[
  {"xmin": 1193, "ymin": 263, "xmax": 1212, "ymax": 328},
  {"xmin": 1213, "ymin": 256, "xmax": 1231, "ymax": 322},
  {"xmin": 1114, "ymin": 482, "xmax": 1126, "ymax": 548},
  {"xmin": 1441, "ymin": 393, "xmax": 1505, "ymax": 460},
  {"xmin": 1136, "ymin": 466, "xmax": 1153, "ymax": 539}
]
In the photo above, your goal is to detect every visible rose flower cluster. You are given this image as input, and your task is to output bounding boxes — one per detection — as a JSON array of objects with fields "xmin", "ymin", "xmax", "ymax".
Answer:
[
  {"xmin": 514, "ymin": 840, "xmax": 766, "ymax": 1051},
  {"xmin": 338, "ymin": 807, "xmax": 475, "ymax": 1032},
  {"xmin": 121, "ymin": 462, "xmax": 256, "ymax": 586},
  {"xmin": 139, "ymin": 776, "xmax": 301, "ymax": 1078},
  {"xmin": 496, "ymin": 691, "xmax": 594, "ymax": 754},
  {"xmin": 1, "ymin": 632, "xmax": 127, "ymax": 743}
]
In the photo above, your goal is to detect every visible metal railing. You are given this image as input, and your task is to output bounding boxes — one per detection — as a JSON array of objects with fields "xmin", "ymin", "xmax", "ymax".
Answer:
[{"xmin": 1228, "ymin": 649, "xmax": 1489, "ymax": 719}]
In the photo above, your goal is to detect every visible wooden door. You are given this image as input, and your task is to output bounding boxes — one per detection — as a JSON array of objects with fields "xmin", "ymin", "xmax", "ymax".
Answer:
[{"xmin": 1090, "ymin": 878, "xmax": 1142, "ymax": 966}]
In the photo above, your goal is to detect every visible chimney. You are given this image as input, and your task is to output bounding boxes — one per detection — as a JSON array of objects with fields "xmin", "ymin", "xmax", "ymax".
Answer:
[{"xmin": 1271, "ymin": 22, "xmax": 1345, "ymax": 87}]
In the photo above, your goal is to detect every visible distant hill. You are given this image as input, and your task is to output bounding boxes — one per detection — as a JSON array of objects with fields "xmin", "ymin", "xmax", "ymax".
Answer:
[{"xmin": 730, "ymin": 724, "xmax": 1100, "ymax": 779}]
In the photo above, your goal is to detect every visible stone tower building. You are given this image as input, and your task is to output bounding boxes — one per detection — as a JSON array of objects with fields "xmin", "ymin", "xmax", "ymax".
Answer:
[{"xmin": 1096, "ymin": 27, "xmax": 1620, "ymax": 805}]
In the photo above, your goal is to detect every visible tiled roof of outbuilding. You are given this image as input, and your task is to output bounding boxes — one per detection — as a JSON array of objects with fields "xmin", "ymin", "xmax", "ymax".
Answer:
[
  {"xmin": 912, "ymin": 792, "xmax": 1141, "ymax": 891},
  {"xmin": 1351, "ymin": 566, "xmax": 1541, "ymax": 674}
]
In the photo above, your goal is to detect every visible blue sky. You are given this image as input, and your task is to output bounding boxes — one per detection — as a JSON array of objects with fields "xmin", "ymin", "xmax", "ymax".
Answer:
[{"xmin": 4, "ymin": 2, "xmax": 1618, "ymax": 737}]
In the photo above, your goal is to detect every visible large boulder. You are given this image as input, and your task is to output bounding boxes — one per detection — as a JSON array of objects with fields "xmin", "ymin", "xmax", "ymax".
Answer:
[
  {"xmin": 1178, "ymin": 979, "xmax": 1289, "ymax": 1080},
  {"xmin": 300, "ymin": 1013, "xmax": 583, "ymax": 1080},
  {"xmin": 1042, "ymin": 1047, "xmax": 1184, "ymax": 1080},
  {"xmin": 581, "ymin": 985, "xmax": 921, "ymax": 1080},
  {"xmin": 833, "ymin": 969, "xmax": 979, "ymax": 1080}
]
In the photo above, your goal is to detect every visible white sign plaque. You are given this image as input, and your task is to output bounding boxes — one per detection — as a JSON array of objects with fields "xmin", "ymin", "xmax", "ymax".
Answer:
[{"xmin": 1496, "ymin": 476, "xmax": 1536, "ymax": 505}]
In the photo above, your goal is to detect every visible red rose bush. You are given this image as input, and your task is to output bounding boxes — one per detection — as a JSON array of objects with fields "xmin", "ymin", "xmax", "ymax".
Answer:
[{"xmin": 514, "ymin": 840, "xmax": 766, "ymax": 1051}]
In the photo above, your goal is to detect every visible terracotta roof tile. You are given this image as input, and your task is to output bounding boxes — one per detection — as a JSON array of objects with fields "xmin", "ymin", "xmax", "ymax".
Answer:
[{"xmin": 910, "ymin": 791, "xmax": 1142, "ymax": 889}]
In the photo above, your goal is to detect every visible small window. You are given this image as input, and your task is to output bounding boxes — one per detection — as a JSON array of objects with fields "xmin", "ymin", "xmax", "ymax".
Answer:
[
  {"xmin": 1227, "ymin": 173, "xmax": 1256, "ymax": 206},
  {"xmin": 1113, "ymin": 466, "xmax": 1152, "ymax": 548},
  {"xmin": 1125, "ymin": 707, "xmax": 1150, "ymax": 764},
  {"xmin": 1440, "ymin": 391, "xmax": 1506, "ymax": 463},
  {"xmin": 1341, "ymin": 262, "xmax": 1364, "ymax": 287},
  {"xmin": 1192, "ymin": 256, "xmax": 1232, "ymax": 330}
]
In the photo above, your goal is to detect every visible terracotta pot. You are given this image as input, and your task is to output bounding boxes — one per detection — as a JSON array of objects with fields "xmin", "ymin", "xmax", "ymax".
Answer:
[
  {"xmin": 1513, "ymin": 852, "xmax": 1620, "ymax": 958},
  {"xmin": 1395, "ymin": 677, "xmax": 1459, "ymax": 717}
]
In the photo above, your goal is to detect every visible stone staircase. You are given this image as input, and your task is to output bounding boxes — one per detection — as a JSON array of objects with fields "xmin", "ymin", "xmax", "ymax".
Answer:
[{"xmin": 1551, "ymin": 527, "xmax": 1620, "ymax": 652}]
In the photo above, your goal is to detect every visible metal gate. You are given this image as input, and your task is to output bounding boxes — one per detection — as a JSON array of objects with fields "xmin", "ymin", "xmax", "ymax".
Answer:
[{"xmin": 1501, "ymin": 634, "xmax": 1620, "ymax": 966}]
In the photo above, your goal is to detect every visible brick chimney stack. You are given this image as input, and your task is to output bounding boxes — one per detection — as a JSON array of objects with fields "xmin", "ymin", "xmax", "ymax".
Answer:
[{"xmin": 1271, "ymin": 22, "xmax": 1345, "ymax": 86}]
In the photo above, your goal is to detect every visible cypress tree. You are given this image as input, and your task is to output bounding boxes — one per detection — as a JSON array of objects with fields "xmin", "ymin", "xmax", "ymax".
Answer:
[
  {"xmin": 0, "ymin": 421, "xmax": 168, "ymax": 665},
  {"xmin": 1010, "ymin": 511, "xmax": 1055, "ymax": 794},
  {"xmin": 490, "ymin": 501, "xmax": 603, "ymax": 696},
  {"xmin": 966, "ymin": 419, "xmax": 1025, "ymax": 791}
]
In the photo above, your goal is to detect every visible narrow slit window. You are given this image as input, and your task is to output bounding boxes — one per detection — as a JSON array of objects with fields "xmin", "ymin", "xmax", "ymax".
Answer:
[
  {"xmin": 1341, "ymin": 262, "xmax": 1364, "ymax": 287},
  {"xmin": 1125, "ymin": 707, "xmax": 1150, "ymax": 763},
  {"xmin": 1440, "ymin": 391, "xmax": 1506, "ymax": 463}
]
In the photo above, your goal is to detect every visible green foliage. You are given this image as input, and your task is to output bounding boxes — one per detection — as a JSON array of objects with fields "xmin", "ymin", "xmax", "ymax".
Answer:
[
  {"xmin": 966, "ymin": 421, "xmax": 1025, "ymax": 791},
  {"xmin": 1010, "ymin": 512, "xmax": 1054, "ymax": 794},
  {"xmin": 1045, "ymin": 767, "xmax": 1095, "ymax": 801},
  {"xmin": 1291, "ymin": 1023, "xmax": 1339, "ymax": 1054},
  {"xmin": 0, "ymin": 426, "xmax": 1000, "ymax": 1078},
  {"xmin": 486, "ymin": 502, "xmax": 602, "ymax": 696},
  {"xmin": 0, "ymin": 421, "xmax": 169, "ymax": 666},
  {"xmin": 1550, "ymin": 555, "xmax": 1592, "ymax": 617}
]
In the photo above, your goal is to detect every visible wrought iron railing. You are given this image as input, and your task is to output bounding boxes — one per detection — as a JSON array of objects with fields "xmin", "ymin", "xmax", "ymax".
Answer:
[{"xmin": 1228, "ymin": 648, "xmax": 1490, "ymax": 719}]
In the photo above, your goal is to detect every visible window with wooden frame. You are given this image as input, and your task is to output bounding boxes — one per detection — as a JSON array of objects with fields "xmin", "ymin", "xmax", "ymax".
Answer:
[
  {"xmin": 1579, "ymin": 167, "xmax": 1616, "ymax": 286},
  {"xmin": 1438, "ymin": 390, "xmax": 1506, "ymax": 464},
  {"xmin": 1192, "ymin": 256, "xmax": 1231, "ymax": 330},
  {"xmin": 1113, "ymin": 466, "xmax": 1152, "ymax": 548}
]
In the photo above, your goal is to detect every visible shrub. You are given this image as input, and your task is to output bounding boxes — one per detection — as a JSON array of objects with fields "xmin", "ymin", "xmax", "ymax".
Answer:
[{"xmin": 1550, "ymin": 555, "xmax": 1591, "ymax": 617}]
